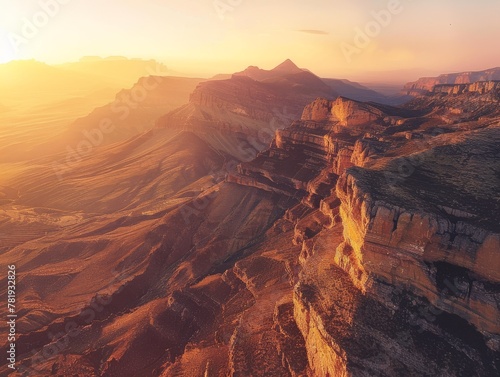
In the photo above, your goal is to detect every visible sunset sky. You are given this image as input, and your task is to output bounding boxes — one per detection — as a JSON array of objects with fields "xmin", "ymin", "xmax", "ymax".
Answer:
[{"xmin": 0, "ymin": 0, "xmax": 499, "ymax": 82}]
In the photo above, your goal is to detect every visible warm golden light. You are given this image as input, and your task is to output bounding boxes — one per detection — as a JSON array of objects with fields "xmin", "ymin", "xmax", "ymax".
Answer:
[{"xmin": 0, "ymin": 0, "xmax": 498, "ymax": 81}]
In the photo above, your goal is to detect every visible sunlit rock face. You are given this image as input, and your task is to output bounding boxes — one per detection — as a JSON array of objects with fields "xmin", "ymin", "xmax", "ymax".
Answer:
[
  {"xmin": 225, "ymin": 86, "xmax": 500, "ymax": 376},
  {"xmin": 301, "ymin": 97, "xmax": 385, "ymax": 127}
]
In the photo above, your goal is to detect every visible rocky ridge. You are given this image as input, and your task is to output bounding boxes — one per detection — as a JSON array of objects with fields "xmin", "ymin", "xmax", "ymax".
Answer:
[
  {"xmin": 155, "ymin": 69, "xmax": 336, "ymax": 160},
  {"xmin": 403, "ymin": 67, "xmax": 500, "ymax": 96},
  {"xmin": 235, "ymin": 60, "xmax": 392, "ymax": 105},
  {"xmin": 432, "ymin": 80, "xmax": 500, "ymax": 96}
]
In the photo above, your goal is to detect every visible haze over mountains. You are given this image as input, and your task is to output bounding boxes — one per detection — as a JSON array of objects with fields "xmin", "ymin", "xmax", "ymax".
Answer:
[
  {"xmin": 0, "ymin": 58, "xmax": 176, "ymax": 108},
  {"xmin": 0, "ymin": 58, "xmax": 499, "ymax": 376},
  {"xmin": 0, "ymin": 58, "xmax": 199, "ymax": 163},
  {"xmin": 234, "ymin": 59, "xmax": 400, "ymax": 105},
  {"xmin": 0, "ymin": 58, "xmax": 400, "ymax": 163}
]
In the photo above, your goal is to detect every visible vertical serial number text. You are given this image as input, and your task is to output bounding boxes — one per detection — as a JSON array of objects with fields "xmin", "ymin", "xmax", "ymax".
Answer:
[{"xmin": 7, "ymin": 265, "xmax": 16, "ymax": 370}]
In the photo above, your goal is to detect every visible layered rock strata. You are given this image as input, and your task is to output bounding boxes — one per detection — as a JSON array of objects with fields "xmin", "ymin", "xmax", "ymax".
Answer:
[
  {"xmin": 227, "ymin": 88, "xmax": 500, "ymax": 376},
  {"xmin": 403, "ymin": 67, "xmax": 500, "ymax": 95},
  {"xmin": 155, "ymin": 73, "xmax": 336, "ymax": 160}
]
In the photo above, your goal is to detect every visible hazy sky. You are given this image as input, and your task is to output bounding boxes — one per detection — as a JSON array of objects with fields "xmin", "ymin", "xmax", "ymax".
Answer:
[{"xmin": 0, "ymin": 0, "xmax": 499, "ymax": 82}]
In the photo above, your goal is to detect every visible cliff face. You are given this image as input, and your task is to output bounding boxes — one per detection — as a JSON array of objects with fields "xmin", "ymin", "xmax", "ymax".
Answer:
[
  {"xmin": 300, "ymin": 97, "xmax": 385, "ymax": 127},
  {"xmin": 225, "ymin": 88, "xmax": 500, "ymax": 376},
  {"xmin": 432, "ymin": 81, "xmax": 500, "ymax": 96},
  {"xmin": 155, "ymin": 71, "xmax": 336, "ymax": 161},
  {"xmin": 226, "ymin": 97, "xmax": 407, "ymax": 200},
  {"xmin": 326, "ymin": 130, "xmax": 500, "ymax": 376},
  {"xmin": 403, "ymin": 67, "xmax": 500, "ymax": 95},
  {"xmin": 404, "ymin": 81, "xmax": 500, "ymax": 128}
]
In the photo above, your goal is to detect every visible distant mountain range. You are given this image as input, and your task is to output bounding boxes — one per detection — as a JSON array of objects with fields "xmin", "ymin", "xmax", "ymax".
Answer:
[
  {"xmin": 234, "ymin": 59, "xmax": 395, "ymax": 104},
  {"xmin": 66, "ymin": 76, "xmax": 205, "ymax": 145},
  {"xmin": 0, "ymin": 58, "xmax": 175, "ymax": 108}
]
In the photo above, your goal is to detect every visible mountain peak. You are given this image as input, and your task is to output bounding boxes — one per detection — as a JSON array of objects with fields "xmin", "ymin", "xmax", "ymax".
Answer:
[{"xmin": 272, "ymin": 59, "xmax": 303, "ymax": 74}]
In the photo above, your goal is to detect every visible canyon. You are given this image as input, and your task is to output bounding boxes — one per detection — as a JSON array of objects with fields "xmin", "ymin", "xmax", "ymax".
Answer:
[
  {"xmin": 403, "ymin": 67, "xmax": 500, "ymax": 96},
  {"xmin": 0, "ymin": 61, "xmax": 499, "ymax": 376}
]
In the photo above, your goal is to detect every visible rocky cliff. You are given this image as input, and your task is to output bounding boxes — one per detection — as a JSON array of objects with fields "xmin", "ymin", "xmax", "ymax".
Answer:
[
  {"xmin": 225, "ymin": 87, "xmax": 500, "ymax": 376},
  {"xmin": 155, "ymin": 71, "xmax": 336, "ymax": 161},
  {"xmin": 432, "ymin": 81, "xmax": 500, "ymax": 96},
  {"xmin": 402, "ymin": 67, "xmax": 500, "ymax": 96}
]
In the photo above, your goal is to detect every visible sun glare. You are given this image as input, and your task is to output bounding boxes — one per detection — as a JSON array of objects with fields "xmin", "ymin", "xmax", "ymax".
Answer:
[{"xmin": 0, "ymin": 41, "xmax": 15, "ymax": 64}]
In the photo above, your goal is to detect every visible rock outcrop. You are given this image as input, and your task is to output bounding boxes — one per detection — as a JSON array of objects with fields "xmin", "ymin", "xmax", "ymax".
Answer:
[
  {"xmin": 402, "ymin": 67, "xmax": 500, "ymax": 96},
  {"xmin": 432, "ymin": 81, "xmax": 500, "ymax": 96}
]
